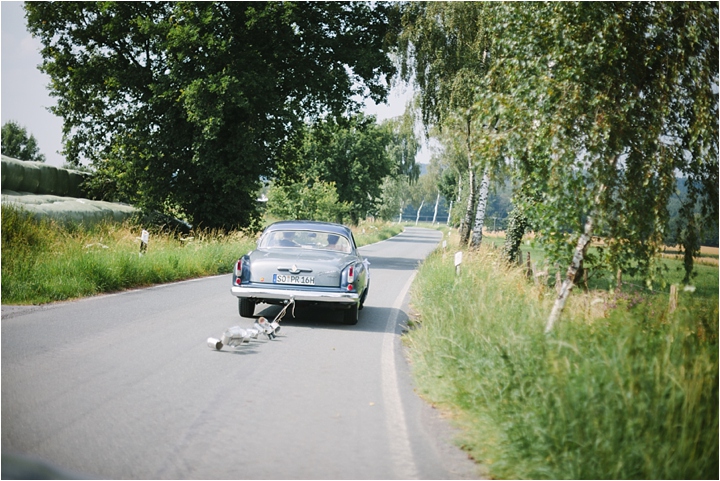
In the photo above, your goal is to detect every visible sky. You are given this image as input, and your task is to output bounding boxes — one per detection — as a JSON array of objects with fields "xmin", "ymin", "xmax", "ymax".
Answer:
[{"xmin": 1, "ymin": 1, "xmax": 430, "ymax": 168}]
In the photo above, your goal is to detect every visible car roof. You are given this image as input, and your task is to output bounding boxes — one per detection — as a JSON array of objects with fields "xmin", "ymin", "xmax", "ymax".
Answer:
[{"xmin": 264, "ymin": 220, "xmax": 353, "ymax": 237}]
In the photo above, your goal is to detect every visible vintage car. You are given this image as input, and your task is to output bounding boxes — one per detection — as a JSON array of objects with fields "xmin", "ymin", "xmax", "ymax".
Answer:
[{"xmin": 231, "ymin": 220, "xmax": 369, "ymax": 324}]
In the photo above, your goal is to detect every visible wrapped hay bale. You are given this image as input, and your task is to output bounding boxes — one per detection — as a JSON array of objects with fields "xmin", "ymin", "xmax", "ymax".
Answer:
[
  {"xmin": 2, "ymin": 155, "xmax": 88, "ymax": 197},
  {"xmin": 67, "ymin": 170, "xmax": 87, "ymax": 198},
  {"xmin": 37, "ymin": 163, "xmax": 59, "ymax": 195},
  {"xmin": 1, "ymin": 191, "xmax": 55, "ymax": 205},
  {"xmin": 55, "ymin": 168, "xmax": 70, "ymax": 196},
  {"xmin": 2, "ymin": 191, "xmax": 138, "ymax": 226},
  {"xmin": 92, "ymin": 199, "xmax": 136, "ymax": 223},
  {"xmin": 1, "ymin": 156, "xmax": 26, "ymax": 192},
  {"xmin": 30, "ymin": 199, "xmax": 104, "ymax": 225},
  {"xmin": 17, "ymin": 161, "xmax": 41, "ymax": 193}
]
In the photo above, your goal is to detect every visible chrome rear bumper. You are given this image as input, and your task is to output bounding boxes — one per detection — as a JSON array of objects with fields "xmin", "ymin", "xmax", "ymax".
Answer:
[{"xmin": 231, "ymin": 285, "xmax": 359, "ymax": 305}]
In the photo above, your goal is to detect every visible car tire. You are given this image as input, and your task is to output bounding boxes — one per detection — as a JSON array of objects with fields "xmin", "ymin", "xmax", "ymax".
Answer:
[
  {"xmin": 239, "ymin": 298, "xmax": 255, "ymax": 318},
  {"xmin": 342, "ymin": 304, "xmax": 359, "ymax": 325},
  {"xmin": 359, "ymin": 282, "xmax": 369, "ymax": 310}
]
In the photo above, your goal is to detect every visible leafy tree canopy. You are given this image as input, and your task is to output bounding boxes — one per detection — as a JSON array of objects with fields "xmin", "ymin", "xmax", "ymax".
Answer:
[
  {"xmin": 273, "ymin": 113, "xmax": 396, "ymax": 225},
  {"xmin": 1, "ymin": 121, "xmax": 46, "ymax": 162},
  {"xmin": 24, "ymin": 1, "xmax": 400, "ymax": 229},
  {"xmin": 478, "ymin": 1, "xmax": 718, "ymax": 281},
  {"xmin": 266, "ymin": 177, "xmax": 349, "ymax": 224}
]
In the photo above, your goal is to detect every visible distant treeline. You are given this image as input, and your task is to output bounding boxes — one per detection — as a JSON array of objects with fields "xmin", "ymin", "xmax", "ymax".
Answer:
[{"xmin": 405, "ymin": 176, "xmax": 718, "ymax": 247}]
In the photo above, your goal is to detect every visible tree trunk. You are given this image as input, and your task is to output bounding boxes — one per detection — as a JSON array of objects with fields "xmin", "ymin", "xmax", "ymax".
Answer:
[
  {"xmin": 459, "ymin": 116, "xmax": 475, "ymax": 245},
  {"xmin": 545, "ymin": 215, "xmax": 594, "ymax": 334},
  {"xmin": 502, "ymin": 207, "xmax": 528, "ymax": 264},
  {"xmin": 432, "ymin": 192, "xmax": 440, "ymax": 224},
  {"xmin": 459, "ymin": 169, "xmax": 475, "ymax": 246},
  {"xmin": 415, "ymin": 200, "xmax": 424, "ymax": 226},
  {"xmin": 458, "ymin": 172, "xmax": 466, "ymax": 237},
  {"xmin": 447, "ymin": 200, "xmax": 453, "ymax": 226},
  {"xmin": 470, "ymin": 170, "xmax": 490, "ymax": 248}
]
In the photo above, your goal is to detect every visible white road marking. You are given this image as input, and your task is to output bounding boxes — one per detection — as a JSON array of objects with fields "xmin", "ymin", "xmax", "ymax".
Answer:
[{"xmin": 381, "ymin": 271, "xmax": 420, "ymax": 479}]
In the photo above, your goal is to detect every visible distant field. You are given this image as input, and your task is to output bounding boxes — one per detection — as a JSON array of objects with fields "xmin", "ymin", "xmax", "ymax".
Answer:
[{"xmin": 482, "ymin": 230, "xmax": 719, "ymax": 264}]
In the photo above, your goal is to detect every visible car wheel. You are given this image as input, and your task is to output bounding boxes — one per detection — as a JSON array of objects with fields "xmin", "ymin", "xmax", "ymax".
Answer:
[
  {"xmin": 342, "ymin": 304, "xmax": 359, "ymax": 325},
  {"xmin": 359, "ymin": 282, "xmax": 369, "ymax": 310},
  {"xmin": 239, "ymin": 298, "xmax": 256, "ymax": 318}
]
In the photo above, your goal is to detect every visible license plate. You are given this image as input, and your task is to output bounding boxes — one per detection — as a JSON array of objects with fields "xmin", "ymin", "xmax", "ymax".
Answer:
[{"xmin": 273, "ymin": 274, "xmax": 315, "ymax": 285}]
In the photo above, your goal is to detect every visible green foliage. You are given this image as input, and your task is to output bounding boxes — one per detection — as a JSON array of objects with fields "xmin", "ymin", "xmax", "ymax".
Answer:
[
  {"xmin": 1, "ymin": 204, "xmax": 254, "ymax": 304},
  {"xmin": 383, "ymin": 109, "xmax": 421, "ymax": 181},
  {"xmin": 399, "ymin": 2, "xmax": 498, "ymax": 245},
  {"xmin": 666, "ymin": 178, "xmax": 719, "ymax": 247},
  {"xmin": 408, "ymin": 245, "xmax": 718, "ymax": 479},
  {"xmin": 351, "ymin": 219, "xmax": 403, "ymax": 246},
  {"xmin": 1, "ymin": 204, "xmax": 402, "ymax": 305},
  {"xmin": 377, "ymin": 175, "xmax": 409, "ymax": 222},
  {"xmin": 1, "ymin": 121, "xmax": 46, "ymax": 162},
  {"xmin": 273, "ymin": 113, "xmax": 395, "ymax": 224},
  {"xmin": 502, "ymin": 207, "xmax": 528, "ymax": 264},
  {"xmin": 24, "ymin": 1, "xmax": 399, "ymax": 230},
  {"xmin": 398, "ymin": 2, "xmax": 492, "ymax": 130},
  {"xmin": 477, "ymin": 2, "xmax": 718, "ymax": 285},
  {"xmin": 266, "ymin": 178, "xmax": 349, "ymax": 223}
]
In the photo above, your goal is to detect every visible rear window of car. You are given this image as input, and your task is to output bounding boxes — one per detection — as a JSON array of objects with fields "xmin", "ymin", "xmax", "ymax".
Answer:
[{"xmin": 259, "ymin": 230, "xmax": 352, "ymax": 253}]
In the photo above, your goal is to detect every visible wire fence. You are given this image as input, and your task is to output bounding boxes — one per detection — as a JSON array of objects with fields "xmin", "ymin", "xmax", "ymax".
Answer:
[{"xmin": 400, "ymin": 215, "xmax": 510, "ymax": 231}]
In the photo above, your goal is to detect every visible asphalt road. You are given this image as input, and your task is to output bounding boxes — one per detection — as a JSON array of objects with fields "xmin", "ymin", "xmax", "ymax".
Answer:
[{"xmin": 2, "ymin": 227, "xmax": 480, "ymax": 479}]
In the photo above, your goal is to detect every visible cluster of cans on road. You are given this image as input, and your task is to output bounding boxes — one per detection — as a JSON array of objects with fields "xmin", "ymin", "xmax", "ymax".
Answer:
[{"xmin": 207, "ymin": 316, "xmax": 281, "ymax": 350}]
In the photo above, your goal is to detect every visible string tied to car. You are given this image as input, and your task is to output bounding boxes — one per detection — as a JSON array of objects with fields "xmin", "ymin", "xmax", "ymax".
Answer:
[{"xmin": 207, "ymin": 297, "xmax": 295, "ymax": 351}]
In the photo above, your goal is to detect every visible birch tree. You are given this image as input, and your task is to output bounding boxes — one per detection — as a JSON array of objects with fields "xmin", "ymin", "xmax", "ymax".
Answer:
[
  {"xmin": 470, "ymin": 170, "xmax": 490, "ymax": 248},
  {"xmin": 479, "ymin": 2, "xmax": 718, "ymax": 330},
  {"xmin": 398, "ymin": 2, "xmax": 495, "ymax": 245}
]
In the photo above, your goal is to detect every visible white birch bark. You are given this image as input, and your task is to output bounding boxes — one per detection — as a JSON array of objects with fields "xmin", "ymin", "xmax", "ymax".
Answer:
[
  {"xmin": 470, "ymin": 170, "xmax": 490, "ymax": 248},
  {"xmin": 459, "ymin": 169, "xmax": 475, "ymax": 245},
  {"xmin": 432, "ymin": 192, "xmax": 440, "ymax": 224},
  {"xmin": 545, "ymin": 215, "xmax": 594, "ymax": 334},
  {"xmin": 415, "ymin": 200, "xmax": 424, "ymax": 226},
  {"xmin": 447, "ymin": 200, "xmax": 453, "ymax": 226}
]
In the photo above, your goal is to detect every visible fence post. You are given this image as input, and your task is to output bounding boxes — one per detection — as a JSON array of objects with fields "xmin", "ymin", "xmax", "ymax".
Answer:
[
  {"xmin": 455, "ymin": 251, "xmax": 463, "ymax": 276},
  {"xmin": 525, "ymin": 252, "xmax": 533, "ymax": 279},
  {"xmin": 669, "ymin": 285, "xmax": 678, "ymax": 313},
  {"xmin": 138, "ymin": 230, "xmax": 149, "ymax": 256}
]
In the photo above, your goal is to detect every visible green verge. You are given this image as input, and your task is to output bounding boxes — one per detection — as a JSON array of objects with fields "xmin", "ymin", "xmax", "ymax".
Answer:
[
  {"xmin": 1, "ymin": 204, "xmax": 402, "ymax": 305},
  {"xmin": 406, "ymin": 242, "xmax": 718, "ymax": 479}
]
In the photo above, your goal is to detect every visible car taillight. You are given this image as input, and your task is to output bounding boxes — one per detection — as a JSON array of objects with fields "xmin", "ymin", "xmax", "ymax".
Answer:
[
  {"xmin": 235, "ymin": 259, "xmax": 243, "ymax": 282},
  {"xmin": 348, "ymin": 265, "xmax": 355, "ymax": 283}
]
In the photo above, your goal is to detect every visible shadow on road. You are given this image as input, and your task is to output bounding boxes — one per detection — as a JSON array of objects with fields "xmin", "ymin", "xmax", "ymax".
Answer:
[
  {"xmin": 363, "ymin": 255, "xmax": 422, "ymax": 271},
  {"xmin": 253, "ymin": 304, "xmax": 408, "ymax": 335}
]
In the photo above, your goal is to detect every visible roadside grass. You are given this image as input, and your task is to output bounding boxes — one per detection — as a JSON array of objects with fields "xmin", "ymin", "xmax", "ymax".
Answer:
[
  {"xmin": 406, "ymin": 233, "xmax": 718, "ymax": 479},
  {"xmin": 352, "ymin": 219, "xmax": 403, "ymax": 246},
  {"xmin": 1, "ymin": 205, "xmax": 402, "ymax": 305}
]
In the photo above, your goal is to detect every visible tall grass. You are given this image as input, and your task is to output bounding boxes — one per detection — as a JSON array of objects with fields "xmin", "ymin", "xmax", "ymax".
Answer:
[
  {"xmin": 406, "ymin": 243, "xmax": 718, "ymax": 479},
  {"xmin": 1, "ymin": 204, "xmax": 256, "ymax": 304},
  {"xmin": 1, "ymin": 205, "xmax": 404, "ymax": 305},
  {"xmin": 352, "ymin": 219, "xmax": 404, "ymax": 245}
]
